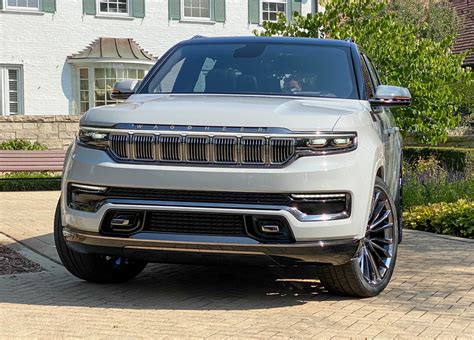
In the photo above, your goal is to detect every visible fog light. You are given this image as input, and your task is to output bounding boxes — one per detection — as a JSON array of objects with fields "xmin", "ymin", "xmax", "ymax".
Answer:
[
  {"xmin": 70, "ymin": 183, "xmax": 108, "ymax": 193},
  {"xmin": 291, "ymin": 193, "xmax": 346, "ymax": 200}
]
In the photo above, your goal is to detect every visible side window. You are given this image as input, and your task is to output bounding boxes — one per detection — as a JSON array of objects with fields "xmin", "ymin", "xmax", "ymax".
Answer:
[
  {"xmin": 360, "ymin": 56, "xmax": 375, "ymax": 99},
  {"xmin": 363, "ymin": 55, "xmax": 381, "ymax": 87}
]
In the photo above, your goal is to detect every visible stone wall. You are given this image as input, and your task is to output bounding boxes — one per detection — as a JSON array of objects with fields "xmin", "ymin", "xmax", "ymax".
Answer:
[{"xmin": 0, "ymin": 115, "xmax": 80, "ymax": 150}]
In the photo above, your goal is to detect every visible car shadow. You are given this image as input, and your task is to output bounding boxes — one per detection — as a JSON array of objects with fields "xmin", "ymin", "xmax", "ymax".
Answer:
[
  {"xmin": 0, "ymin": 233, "xmax": 352, "ymax": 310},
  {"xmin": 0, "ymin": 230, "xmax": 472, "ymax": 314}
]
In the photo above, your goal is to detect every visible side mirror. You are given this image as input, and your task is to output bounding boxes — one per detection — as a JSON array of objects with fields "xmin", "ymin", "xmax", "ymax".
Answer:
[
  {"xmin": 111, "ymin": 79, "xmax": 140, "ymax": 100},
  {"xmin": 369, "ymin": 85, "xmax": 412, "ymax": 107}
]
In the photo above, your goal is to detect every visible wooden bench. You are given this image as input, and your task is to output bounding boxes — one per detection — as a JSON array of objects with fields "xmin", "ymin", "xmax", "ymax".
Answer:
[{"xmin": 0, "ymin": 150, "xmax": 66, "ymax": 172}]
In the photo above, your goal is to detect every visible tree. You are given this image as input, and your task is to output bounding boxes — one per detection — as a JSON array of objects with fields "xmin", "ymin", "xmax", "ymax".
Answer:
[
  {"xmin": 386, "ymin": 0, "xmax": 461, "ymax": 42},
  {"xmin": 255, "ymin": 0, "xmax": 472, "ymax": 144}
]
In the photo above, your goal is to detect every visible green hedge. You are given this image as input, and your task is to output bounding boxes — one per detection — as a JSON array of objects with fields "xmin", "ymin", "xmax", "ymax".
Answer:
[
  {"xmin": 0, "ymin": 139, "xmax": 47, "ymax": 150},
  {"xmin": 403, "ymin": 199, "xmax": 474, "ymax": 239},
  {"xmin": 403, "ymin": 146, "xmax": 473, "ymax": 174},
  {"xmin": 0, "ymin": 172, "xmax": 61, "ymax": 192}
]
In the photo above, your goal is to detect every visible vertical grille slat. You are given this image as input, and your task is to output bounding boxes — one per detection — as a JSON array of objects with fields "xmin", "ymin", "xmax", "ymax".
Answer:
[
  {"xmin": 159, "ymin": 135, "xmax": 182, "ymax": 161},
  {"xmin": 270, "ymin": 138, "xmax": 295, "ymax": 164},
  {"xmin": 110, "ymin": 134, "xmax": 129, "ymax": 159},
  {"xmin": 187, "ymin": 136, "xmax": 209, "ymax": 162},
  {"xmin": 133, "ymin": 135, "xmax": 155, "ymax": 160},
  {"xmin": 241, "ymin": 137, "xmax": 265, "ymax": 164},
  {"xmin": 213, "ymin": 137, "xmax": 237, "ymax": 163}
]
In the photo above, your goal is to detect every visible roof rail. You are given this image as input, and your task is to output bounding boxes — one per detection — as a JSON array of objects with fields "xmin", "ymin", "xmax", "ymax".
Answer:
[
  {"xmin": 344, "ymin": 37, "xmax": 354, "ymax": 43},
  {"xmin": 191, "ymin": 35, "xmax": 207, "ymax": 39}
]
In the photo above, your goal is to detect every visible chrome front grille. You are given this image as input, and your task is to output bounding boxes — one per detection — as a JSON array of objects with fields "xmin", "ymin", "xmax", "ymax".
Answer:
[
  {"xmin": 186, "ymin": 136, "xmax": 209, "ymax": 162},
  {"xmin": 159, "ymin": 135, "xmax": 182, "ymax": 161},
  {"xmin": 109, "ymin": 133, "xmax": 296, "ymax": 166},
  {"xmin": 270, "ymin": 138, "xmax": 295, "ymax": 164},
  {"xmin": 214, "ymin": 137, "xmax": 237, "ymax": 163},
  {"xmin": 110, "ymin": 134, "xmax": 129, "ymax": 158},
  {"xmin": 133, "ymin": 135, "xmax": 154, "ymax": 160},
  {"xmin": 241, "ymin": 137, "xmax": 265, "ymax": 164}
]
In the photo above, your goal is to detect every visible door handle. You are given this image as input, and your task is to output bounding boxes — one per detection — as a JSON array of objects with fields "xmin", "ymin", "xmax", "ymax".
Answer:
[{"xmin": 384, "ymin": 127, "xmax": 399, "ymax": 136}]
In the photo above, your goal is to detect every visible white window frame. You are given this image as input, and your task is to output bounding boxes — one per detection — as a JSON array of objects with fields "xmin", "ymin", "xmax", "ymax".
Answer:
[
  {"xmin": 74, "ymin": 63, "xmax": 150, "ymax": 114},
  {"xmin": 181, "ymin": 0, "xmax": 213, "ymax": 21},
  {"xmin": 0, "ymin": 65, "xmax": 24, "ymax": 116},
  {"xmin": 260, "ymin": 0, "xmax": 287, "ymax": 23},
  {"xmin": 3, "ymin": 0, "xmax": 42, "ymax": 12},
  {"xmin": 96, "ymin": 0, "xmax": 131, "ymax": 17}
]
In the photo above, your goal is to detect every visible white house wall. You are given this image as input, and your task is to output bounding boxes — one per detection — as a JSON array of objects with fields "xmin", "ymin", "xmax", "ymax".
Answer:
[{"xmin": 0, "ymin": 0, "xmax": 312, "ymax": 115}]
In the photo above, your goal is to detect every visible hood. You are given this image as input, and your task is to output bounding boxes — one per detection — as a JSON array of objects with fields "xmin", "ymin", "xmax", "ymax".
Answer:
[{"xmin": 81, "ymin": 94, "xmax": 366, "ymax": 131}]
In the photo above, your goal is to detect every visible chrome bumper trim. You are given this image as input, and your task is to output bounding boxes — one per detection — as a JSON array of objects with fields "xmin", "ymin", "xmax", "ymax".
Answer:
[
  {"xmin": 63, "ymin": 227, "xmax": 360, "ymax": 266},
  {"xmin": 82, "ymin": 198, "xmax": 351, "ymax": 222}
]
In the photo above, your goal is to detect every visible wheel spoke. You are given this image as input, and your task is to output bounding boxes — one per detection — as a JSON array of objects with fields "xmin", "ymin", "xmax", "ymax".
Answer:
[
  {"xmin": 369, "ymin": 191, "xmax": 381, "ymax": 219},
  {"xmin": 369, "ymin": 209, "xmax": 391, "ymax": 230},
  {"xmin": 369, "ymin": 200, "xmax": 386, "ymax": 225},
  {"xmin": 371, "ymin": 222, "xmax": 393, "ymax": 233},
  {"xmin": 369, "ymin": 240, "xmax": 392, "ymax": 258},
  {"xmin": 367, "ymin": 242, "xmax": 390, "ymax": 268},
  {"xmin": 366, "ymin": 248, "xmax": 382, "ymax": 281},
  {"xmin": 370, "ymin": 237, "xmax": 393, "ymax": 245}
]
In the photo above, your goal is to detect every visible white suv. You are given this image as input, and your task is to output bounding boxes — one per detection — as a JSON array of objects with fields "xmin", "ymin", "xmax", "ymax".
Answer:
[{"xmin": 55, "ymin": 36, "xmax": 411, "ymax": 297}]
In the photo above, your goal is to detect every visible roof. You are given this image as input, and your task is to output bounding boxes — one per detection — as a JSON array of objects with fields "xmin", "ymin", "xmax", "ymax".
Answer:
[
  {"xmin": 451, "ymin": 0, "xmax": 474, "ymax": 67},
  {"xmin": 68, "ymin": 37, "xmax": 156, "ymax": 63},
  {"xmin": 181, "ymin": 36, "xmax": 356, "ymax": 48}
]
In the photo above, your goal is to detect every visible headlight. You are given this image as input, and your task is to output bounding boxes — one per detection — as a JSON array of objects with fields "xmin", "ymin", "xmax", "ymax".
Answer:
[
  {"xmin": 296, "ymin": 133, "xmax": 357, "ymax": 156},
  {"xmin": 77, "ymin": 129, "xmax": 110, "ymax": 149}
]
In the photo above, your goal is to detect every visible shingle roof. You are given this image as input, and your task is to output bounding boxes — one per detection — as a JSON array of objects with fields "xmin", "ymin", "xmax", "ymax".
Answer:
[
  {"xmin": 451, "ymin": 0, "xmax": 474, "ymax": 67},
  {"xmin": 68, "ymin": 37, "xmax": 156, "ymax": 62}
]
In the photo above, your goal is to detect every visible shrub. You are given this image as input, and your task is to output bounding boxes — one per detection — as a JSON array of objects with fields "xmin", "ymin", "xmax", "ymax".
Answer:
[
  {"xmin": 403, "ymin": 199, "xmax": 474, "ymax": 238},
  {"xmin": 0, "ymin": 172, "xmax": 61, "ymax": 191},
  {"xmin": 0, "ymin": 139, "xmax": 47, "ymax": 151},
  {"xmin": 403, "ymin": 147, "xmax": 473, "ymax": 174},
  {"xmin": 402, "ymin": 155, "xmax": 473, "ymax": 208}
]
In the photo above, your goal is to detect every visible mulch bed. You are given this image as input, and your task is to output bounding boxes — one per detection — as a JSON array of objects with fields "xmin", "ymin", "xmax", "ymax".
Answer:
[{"xmin": 0, "ymin": 245, "xmax": 43, "ymax": 275}]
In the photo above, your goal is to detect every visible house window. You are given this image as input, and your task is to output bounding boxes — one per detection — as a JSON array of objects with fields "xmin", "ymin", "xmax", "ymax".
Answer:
[
  {"xmin": 182, "ymin": 0, "xmax": 211, "ymax": 19},
  {"xmin": 78, "ymin": 66, "xmax": 147, "ymax": 113},
  {"xmin": 5, "ymin": 0, "xmax": 41, "ymax": 10},
  {"xmin": 0, "ymin": 66, "xmax": 23, "ymax": 115},
  {"xmin": 97, "ymin": 0, "xmax": 129, "ymax": 15},
  {"xmin": 261, "ymin": 0, "xmax": 286, "ymax": 22}
]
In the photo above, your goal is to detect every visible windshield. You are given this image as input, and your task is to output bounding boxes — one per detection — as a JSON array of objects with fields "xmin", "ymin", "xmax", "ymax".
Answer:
[{"xmin": 140, "ymin": 42, "xmax": 359, "ymax": 99}]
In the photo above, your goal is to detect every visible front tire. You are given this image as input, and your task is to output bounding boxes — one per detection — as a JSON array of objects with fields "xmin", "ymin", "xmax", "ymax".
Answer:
[
  {"xmin": 54, "ymin": 200, "xmax": 147, "ymax": 283},
  {"xmin": 318, "ymin": 178, "xmax": 399, "ymax": 297}
]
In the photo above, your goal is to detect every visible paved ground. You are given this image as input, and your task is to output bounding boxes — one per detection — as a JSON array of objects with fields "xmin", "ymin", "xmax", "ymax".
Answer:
[{"xmin": 0, "ymin": 191, "xmax": 473, "ymax": 338}]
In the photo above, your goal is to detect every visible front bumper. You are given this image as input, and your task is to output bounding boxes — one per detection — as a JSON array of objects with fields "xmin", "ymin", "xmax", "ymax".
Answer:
[
  {"xmin": 62, "ymin": 144, "xmax": 379, "ymax": 241},
  {"xmin": 63, "ymin": 227, "xmax": 360, "ymax": 266}
]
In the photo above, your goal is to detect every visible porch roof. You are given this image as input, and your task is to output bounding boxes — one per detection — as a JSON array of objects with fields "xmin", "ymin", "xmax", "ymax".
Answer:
[{"xmin": 67, "ymin": 37, "xmax": 156, "ymax": 63}]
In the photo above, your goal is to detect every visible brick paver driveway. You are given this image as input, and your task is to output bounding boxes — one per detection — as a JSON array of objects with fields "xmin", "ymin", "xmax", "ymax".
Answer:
[{"xmin": 0, "ymin": 192, "xmax": 473, "ymax": 338}]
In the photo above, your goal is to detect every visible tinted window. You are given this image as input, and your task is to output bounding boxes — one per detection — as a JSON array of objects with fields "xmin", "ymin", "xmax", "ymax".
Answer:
[
  {"xmin": 360, "ymin": 56, "xmax": 375, "ymax": 98},
  {"xmin": 140, "ymin": 43, "xmax": 358, "ymax": 99}
]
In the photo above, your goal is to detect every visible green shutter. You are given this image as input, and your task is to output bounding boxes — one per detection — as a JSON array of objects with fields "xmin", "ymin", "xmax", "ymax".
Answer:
[
  {"xmin": 169, "ymin": 0, "xmax": 181, "ymax": 20},
  {"xmin": 213, "ymin": 0, "xmax": 225, "ymax": 22},
  {"xmin": 248, "ymin": 0, "xmax": 259, "ymax": 24},
  {"xmin": 289, "ymin": 0, "xmax": 301, "ymax": 18},
  {"xmin": 83, "ymin": 0, "xmax": 96, "ymax": 15},
  {"xmin": 0, "ymin": 1, "xmax": 3, "ymax": 10},
  {"xmin": 42, "ymin": 0, "xmax": 56, "ymax": 13},
  {"xmin": 132, "ymin": 0, "xmax": 145, "ymax": 18}
]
